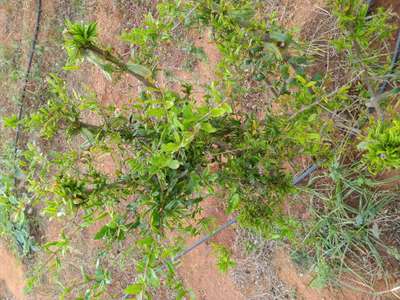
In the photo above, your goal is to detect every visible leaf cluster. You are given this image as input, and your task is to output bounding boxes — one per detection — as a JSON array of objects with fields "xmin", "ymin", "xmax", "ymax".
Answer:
[{"xmin": 359, "ymin": 119, "xmax": 400, "ymax": 174}]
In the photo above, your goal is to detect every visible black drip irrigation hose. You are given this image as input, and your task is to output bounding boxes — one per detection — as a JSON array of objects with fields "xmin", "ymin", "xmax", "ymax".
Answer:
[
  {"xmin": 378, "ymin": 30, "xmax": 400, "ymax": 95},
  {"xmin": 367, "ymin": 0, "xmax": 375, "ymax": 9},
  {"xmin": 173, "ymin": 218, "xmax": 238, "ymax": 263},
  {"xmin": 13, "ymin": 0, "xmax": 42, "ymax": 178},
  {"xmin": 292, "ymin": 163, "xmax": 319, "ymax": 185},
  {"xmin": 8, "ymin": 0, "xmax": 42, "ymax": 257}
]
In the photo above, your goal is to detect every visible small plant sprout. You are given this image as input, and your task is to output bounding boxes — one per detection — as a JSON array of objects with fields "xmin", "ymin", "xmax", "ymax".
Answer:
[{"xmin": 212, "ymin": 243, "xmax": 236, "ymax": 273}]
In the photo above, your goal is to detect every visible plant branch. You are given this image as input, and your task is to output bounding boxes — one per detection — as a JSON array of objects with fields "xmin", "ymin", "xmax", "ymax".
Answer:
[
  {"xmin": 85, "ymin": 44, "xmax": 158, "ymax": 90},
  {"xmin": 77, "ymin": 120, "xmax": 103, "ymax": 133},
  {"xmin": 289, "ymin": 71, "xmax": 363, "ymax": 120}
]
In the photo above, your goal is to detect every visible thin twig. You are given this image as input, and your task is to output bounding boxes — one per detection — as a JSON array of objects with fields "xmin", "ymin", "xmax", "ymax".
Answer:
[
  {"xmin": 171, "ymin": 4, "xmax": 200, "ymax": 33},
  {"xmin": 375, "ymin": 285, "xmax": 400, "ymax": 296},
  {"xmin": 85, "ymin": 44, "xmax": 158, "ymax": 90}
]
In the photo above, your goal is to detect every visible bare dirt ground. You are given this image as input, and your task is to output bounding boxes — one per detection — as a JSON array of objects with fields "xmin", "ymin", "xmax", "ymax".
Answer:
[
  {"xmin": 0, "ymin": 243, "xmax": 25, "ymax": 300},
  {"xmin": 1, "ymin": 0, "xmax": 399, "ymax": 299}
]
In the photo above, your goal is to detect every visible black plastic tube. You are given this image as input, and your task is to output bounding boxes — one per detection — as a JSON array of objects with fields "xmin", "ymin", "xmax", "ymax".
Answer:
[
  {"xmin": 379, "ymin": 30, "xmax": 400, "ymax": 95},
  {"xmin": 292, "ymin": 163, "xmax": 319, "ymax": 185},
  {"xmin": 13, "ymin": 0, "xmax": 42, "ymax": 185},
  {"xmin": 172, "ymin": 218, "xmax": 238, "ymax": 263},
  {"xmin": 367, "ymin": 0, "xmax": 375, "ymax": 8}
]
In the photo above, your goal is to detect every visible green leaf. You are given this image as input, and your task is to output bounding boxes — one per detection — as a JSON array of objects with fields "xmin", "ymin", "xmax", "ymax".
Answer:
[
  {"xmin": 124, "ymin": 283, "xmax": 143, "ymax": 295},
  {"xmin": 227, "ymin": 194, "xmax": 240, "ymax": 214},
  {"xmin": 210, "ymin": 107, "xmax": 224, "ymax": 117},
  {"xmin": 310, "ymin": 261, "xmax": 331, "ymax": 288},
  {"xmin": 3, "ymin": 115, "xmax": 19, "ymax": 128},
  {"xmin": 148, "ymin": 268, "xmax": 160, "ymax": 287},
  {"xmin": 94, "ymin": 225, "xmax": 109, "ymax": 240},
  {"xmin": 151, "ymin": 210, "xmax": 161, "ymax": 229},
  {"xmin": 127, "ymin": 63, "xmax": 152, "ymax": 79},
  {"xmin": 84, "ymin": 289, "xmax": 91, "ymax": 300},
  {"xmin": 81, "ymin": 127, "xmax": 95, "ymax": 144},
  {"xmin": 167, "ymin": 160, "xmax": 181, "ymax": 169},
  {"xmin": 210, "ymin": 103, "xmax": 231, "ymax": 118},
  {"xmin": 270, "ymin": 31, "xmax": 291, "ymax": 43},
  {"xmin": 165, "ymin": 260, "xmax": 175, "ymax": 275},
  {"xmin": 161, "ymin": 143, "xmax": 180, "ymax": 153},
  {"xmin": 181, "ymin": 131, "xmax": 194, "ymax": 146},
  {"xmin": 151, "ymin": 154, "xmax": 168, "ymax": 169},
  {"xmin": 62, "ymin": 65, "xmax": 81, "ymax": 71},
  {"xmin": 355, "ymin": 214, "xmax": 364, "ymax": 227},
  {"xmin": 165, "ymin": 100, "xmax": 174, "ymax": 109},
  {"xmin": 201, "ymin": 122, "xmax": 217, "ymax": 133},
  {"xmin": 87, "ymin": 53, "xmax": 115, "ymax": 80},
  {"xmin": 222, "ymin": 103, "xmax": 232, "ymax": 114},
  {"xmin": 147, "ymin": 107, "xmax": 164, "ymax": 118},
  {"xmin": 391, "ymin": 87, "xmax": 400, "ymax": 95}
]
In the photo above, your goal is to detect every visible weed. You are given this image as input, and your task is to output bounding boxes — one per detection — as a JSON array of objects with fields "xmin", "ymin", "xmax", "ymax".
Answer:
[
  {"xmin": 359, "ymin": 118, "xmax": 400, "ymax": 174},
  {"xmin": 0, "ymin": 143, "xmax": 37, "ymax": 256},
  {"xmin": 299, "ymin": 159, "xmax": 400, "ymax": 287},
  {"xmin": 212, "ymin": 243, "xmax": 236, "ymax": 273}
]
